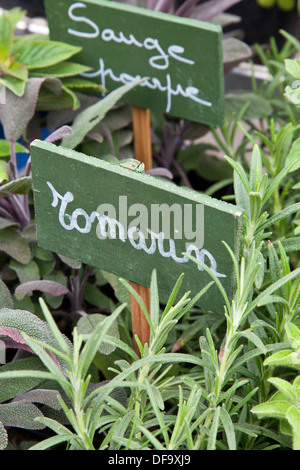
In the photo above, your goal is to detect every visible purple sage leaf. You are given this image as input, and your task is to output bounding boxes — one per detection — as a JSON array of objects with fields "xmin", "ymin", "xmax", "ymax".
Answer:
[
  {"xmin": 146, "ymin": 167, "xmax": 174, "ymax": 180},
  {"xmin": 45, "ymin": 125, "xmax": 73, "ymax": 144},
  {"xmin": 12, "ymin": 389, "xmax": 61, "ymax": 410},
  {"xmin": 0, "ymin": 77, "xmax": 62, "ymax": 142},
  {"xmin": 189, "ymin": 0, "xmax": 242, "ymax": 21},
  {"xmin": 15, "ymin": 280, "xmax": 70, "ymax": 300}
]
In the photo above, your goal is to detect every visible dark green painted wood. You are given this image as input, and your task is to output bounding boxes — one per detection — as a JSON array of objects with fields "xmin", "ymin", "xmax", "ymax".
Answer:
[
  {"xmin": 44, "ymin": 0, "xmax": 224, "ymax": 126},
  {"xmin": 31, "ymin": 141, "xmax": 242, "ymax": 312}
]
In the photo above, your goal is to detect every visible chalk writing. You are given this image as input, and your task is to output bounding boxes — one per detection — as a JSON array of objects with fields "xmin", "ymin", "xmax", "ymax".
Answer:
[
  {"xmin": 68, "ymin": 2, "xmax": 195, "ymax": 70},
  {"xmin": 47, "ymin": 181, "xmax": 226, "ymax": 278},
  {"xmin": 67, "ymin": 2, "xmax": 212, "ymax": 113},
  {"xmin": 82, "ymin": 58, "xmax": 211, "ymax": 113}
]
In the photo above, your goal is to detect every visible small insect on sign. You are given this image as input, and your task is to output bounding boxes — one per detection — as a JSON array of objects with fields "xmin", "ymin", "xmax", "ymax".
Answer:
[
  {"xmin": 31, "ymin": 141, "xmax": 242, "ymax": 313},
  {"xmin": 44, "ymin": 0, "xmax": 224, "ymax": 126}
]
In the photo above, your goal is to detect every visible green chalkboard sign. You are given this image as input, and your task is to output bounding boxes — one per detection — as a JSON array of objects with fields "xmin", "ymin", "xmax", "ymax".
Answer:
[
  {"xmin": 44, "ymin": 0, "xmax": 224, "ymax": 126},
  {"xmin": 31, "ymin": 141, "xmax": 242, "ymax": 312}
]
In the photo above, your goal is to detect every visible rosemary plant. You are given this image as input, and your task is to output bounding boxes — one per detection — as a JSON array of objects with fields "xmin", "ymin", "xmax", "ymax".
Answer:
[{"xmin": 0, "ymin": 144, "xmax": 299, "ymax": 450}]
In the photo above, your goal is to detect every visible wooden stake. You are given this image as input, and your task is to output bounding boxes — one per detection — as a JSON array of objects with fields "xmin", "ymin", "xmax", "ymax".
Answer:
[
  {"xmin": 131, "ymin": 106, "xmax": 152, "ymax": 171},
  {"xmin": 130, "ymin": 105, "xmax": 152, "ymax": 355}
]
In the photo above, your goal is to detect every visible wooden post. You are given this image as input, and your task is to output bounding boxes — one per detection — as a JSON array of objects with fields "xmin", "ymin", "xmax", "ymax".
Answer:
[
  {"xmin": 131, "ymin": 106, "xmax": 152, "ymax": 171},
  {"xmin": 130, "ymin": 106, "xmax": 152, "ymax": 355}
]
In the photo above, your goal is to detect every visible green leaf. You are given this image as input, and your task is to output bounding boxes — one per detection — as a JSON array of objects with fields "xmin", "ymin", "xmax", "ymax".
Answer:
[
  {"xmin": 0, "ymin": 421, "xmax": 7, "ymax": 450},
  {"xmin": 0, "ymin": 307, "xmax": 73, "ymax": 372},
  {"xmin": 0, "ymin": 139, "xmax": 29, "ymax": 158},
  {"xmin": 254, "ymin": 251, "xmax": 265, "ymax": 289},
  {"xmin": 220, "ymin": 407, "xmax": 236, "ymax": 450},
  {"xmin": 264, "ymin": 350, "xmax": 300, "ymax": 369},
  {"xmin": 29, "ymin": 433, "xmax": 75, "ymax": 451},
  {"xmin": 0, "ymin": 176, "xmax": 32, "ymax": 196},
  {"xmin": 144, "ymin": 381, "xmax": 167, "ymax": 444},
  {"xmin": 285, "ymin": 322, "xmax": 300, "ymax": 349},
  {"xmin": 35, "ymin": 86, "xmax": 74, "ymax": 111},
  {"xmin": 33, "ymin": 245, "xmax": 54, "ymax": 262},
  {"xmin": 138, "ymin": 424, "xmax": 165, "ymax": 450},
  {"xmin": 21, "ymin": 333, "xmax": 70, "ymax": 391},
  {"xmin": 285, "ymin": 84, "xmax": 300, "ymax": 106},
  {"xmin": 225, "ymin": 155, "xmax": 250, "ymax": 193},
  {"xmin": 285, "ymin": 138, "xmax": 300, "ymax": 172},
  {"xmin": 0, "ymin": 279, "xmax": 13, "ymax": 309},
  {"xmin": 249, "ymin": 191, "xmax": 262, "ymax": 223},
  {"xmin": 0, "ymin": 217, "xmax": 19, "ymax": 230},
  {"xmin": 7, "ymin": 7, "xmax": 26, "ymax": 29},
  {"xmin": 0, "ymin": 60, "xmax": 28, "ymax": 82},
  {"xmin": 83, "ymin": 282, "xmax": 109, "ymax": 309},
  {"xmin": 281, "ymin": 28, "xmax": 300, "ymax": 50},
  {"xmin": 286, "ymin": 406, "xmax": 300, "ymax": 450},
  {"xmin": 13, "ymin": 388, "xmax": 61, "ymax": 410},
  {"xmin": 0, "ymin": 308, "xmax": 49, "ymax": 341},
  {"xmin": 101, "ymin": 271, "xmax": 130, "ymax": 305},
  {"xmin": 10, "ymin": 259, "xmax": 40, "ymax": 285},
  {"xmin": 277, "ymin": 236, "xmax": 300, "ymax": 253},
  {"xmin": 0, "ymin": 228, "xmax": 31, "ymax": 264},
  {"xmin": 247, "ymin": 267, "xmax": 300, "ymax": 317},
  {"xmin": 57, "ymin": 253, "xmax": 82, "ymax": 269},
  {"xmin": 0, "ymin": 160, "xmax": 8, "ymax": 185},
  {"xmin": 62, "ymin": 79, "xmax": 144, "ymax": 149},
  {"xmin": 268, "ymin": 240, "xmax": 284, "ymax": 293},
  {"xmin": 251, "ymin": 400, "xmax": 292, "ymax": 419},
  {"xmin": 109, "ymin": 411, "xmax": 136, "ymax": 449},
  {"xmin": 260, "ymin": 203, "xmax": 300, "ymax": 231},
  {"xmin": 62, "ymin": 83, "xmax": 80, "ymax": 110},
  {"xmin": 29, "ymin": 61, "xmax": 91, "ymax": 78},
  {"xmin": 146, "ymin": 382, "xmax": 165, "ymax": 412},
  {"xmin": 119, "ymin": 278, "xmax": 153, "ymax": 337},
  {"xmin": 77, "ymin": 314, "xmax": 120, "ymax": 355},
  {"xmin": 0, "ymin": 12, "xmax": 13, "ymax": 62},
  {"xmin": 78, "ymin": 303, "xmax": 126, "ymax": 379},
  {"xmin": 0, "ymin": 401, "xmax": 45, "ymax": 430},
  {"xmin": 249, "ymin": 145, "xmax": 263, "ymax": 192},
  {"xmin": 268, "ymin": 377, "xmax": 295, "ymax": 400},
  {"xmin": 223, "ymin": 36, "xmax": 252, "ymax": 69},
  {"xmin": 0, "ymin": 357, "xmax": 45, "ymax": 403},
  {"xmin": 38, "ymin": 298, "xmax": 71, "ymax": 356},
  {"xmin": 12, "ymin": 41, "xmax": 82, "ymax": 70},
  {"xmin": 207, "ymin": 407, "xmax": 221, "ymax": 450},
  {"xmin": 233, "ymin": 164, "xmax": 250, "ymax": 216},
  {"xmin": 237, "ymin": 330, "xmax": 267, "ymax": 354},
  {"xmin": 150, "ymin": 269, "xmax": 160, "ymax": 328},
  {"xmin": 0, "ymin": 74, "xmax": 26, "ymax": 97},
  {"xmin": 177, "ymin": 144, "xmax": 232, "ymax": 182},
  {"xmin": 274, "ymin": 123, "xmax": 295, "ymax": 170},
  {"xmin": 62, "ymin": 77, "xmax": 106, "ymax": 92},
  {"xmin": 285, "ymin": 58, "xmax": 300, "ymax": 79},
  {"xmin": 225, "ymin": 91, "xmax": 272, "ymax": 120}
]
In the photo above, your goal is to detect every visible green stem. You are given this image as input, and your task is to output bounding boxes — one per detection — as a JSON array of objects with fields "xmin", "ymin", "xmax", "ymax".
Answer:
[
  {"xmin": 273, "ymin": 187, "xmax": 284, "ymax": 237},
  {"xmin": 10, "ymin": 136, "xmax": 18, "ymax": 180},
  {"xmin": 193, "ymin": 411, "xmax": 213, "ymax": 450},
  {"xmin": 72, "ymin": 377, "xmax": 95, "ymax": 450}
]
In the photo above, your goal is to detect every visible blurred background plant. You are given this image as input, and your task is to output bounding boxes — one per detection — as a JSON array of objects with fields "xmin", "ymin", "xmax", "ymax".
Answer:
[{"xmin": 256, "ymin": 0, "xmax": 299, "ymax": 13}]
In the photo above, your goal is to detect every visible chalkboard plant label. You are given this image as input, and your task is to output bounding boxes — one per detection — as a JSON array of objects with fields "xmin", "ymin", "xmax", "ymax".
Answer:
[
  {"xmin": 44, "ymin": 0, "xmax": 224, "ymax": 126},
  {"xmin": 31, "ymin": 141, "xmax": 243, "ymax": 312}
]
